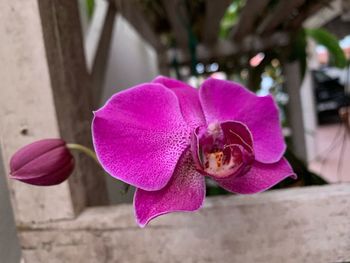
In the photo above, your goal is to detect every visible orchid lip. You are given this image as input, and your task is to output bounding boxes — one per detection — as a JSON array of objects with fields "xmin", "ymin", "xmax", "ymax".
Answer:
[{"xmin": 192, "ymin": 121, "xmax": 255, "ymax": 179}]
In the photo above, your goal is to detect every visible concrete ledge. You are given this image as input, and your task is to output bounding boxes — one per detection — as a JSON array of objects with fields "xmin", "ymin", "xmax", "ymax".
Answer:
[{"xmin": 19, "ymin": 184, "xmax": 350, "ymax": 262}]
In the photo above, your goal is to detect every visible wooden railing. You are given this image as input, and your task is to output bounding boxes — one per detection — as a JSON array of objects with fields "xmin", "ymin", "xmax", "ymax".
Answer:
[{"xmin": 18, "ymin": 184, "xmax": 350, "ymax": 262}]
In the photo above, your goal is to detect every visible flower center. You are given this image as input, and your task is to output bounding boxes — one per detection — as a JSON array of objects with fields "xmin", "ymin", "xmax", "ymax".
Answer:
[{"xmin": 192, "ymin": 122, "xmax": 254, "ymax": 179}]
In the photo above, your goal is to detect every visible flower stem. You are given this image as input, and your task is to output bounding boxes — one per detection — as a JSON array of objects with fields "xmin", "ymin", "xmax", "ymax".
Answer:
[
  {"xmin": 67, "ymin": 143, "xmax": 131, "ymax": 194},
  {"xmin": 66, "ymin": 143, "xmax": 100, "ymax": 165},
  {"xmin": 120, "ymin": 183, "xmax": 130, "ymax": 195}
]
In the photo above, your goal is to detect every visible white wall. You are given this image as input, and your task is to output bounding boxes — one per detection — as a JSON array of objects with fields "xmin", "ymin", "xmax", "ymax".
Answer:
[
  {"xmin": 300, "ymin": 71, "xmax": 318, "ymax": 162},
  {"xmin": 101, "ymin": 15, "xmax": 159, "ymax": 101},
  {"xmin": 100, "ymin": 15, "xmax": 159, "ymax": 204}
]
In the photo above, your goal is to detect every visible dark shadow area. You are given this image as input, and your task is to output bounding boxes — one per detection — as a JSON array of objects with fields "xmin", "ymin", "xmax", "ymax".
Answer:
[{"xmin": 0, "ymin": 152, "xmax": 21, "ymax": 262}]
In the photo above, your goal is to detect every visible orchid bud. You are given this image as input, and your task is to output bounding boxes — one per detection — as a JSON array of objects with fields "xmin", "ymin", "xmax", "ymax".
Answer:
[{"xmin": 9, "ymin": 139, "xmax": 74, "ymax": 186}]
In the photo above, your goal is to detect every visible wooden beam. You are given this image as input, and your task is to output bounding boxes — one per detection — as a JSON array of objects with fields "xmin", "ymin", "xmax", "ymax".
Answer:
[
  {"xmin": 19, "ymin": 184, "xmax": 350, "ymax": 262},
  {"xmin": 257, "ymin": 0, "xmax": 306, "ymax": 35},
  {"xmin": 298, "ymin": 0, "xmax": 340, "ymax": 29},
  {"xmin": 114, "ymin": 0, "xmax": 165, "ymax": 51},
  {"xmin": 203, "ymin": 0, "xmax": 232, "ymax": 45},
  {"xmin": 343, "ymin": 0, "xmax": 350, "ymax": 21},
  {"xmin": 161, "ymin": 0, "xmax": 189, "ymax": 48},
  {"xmin": 171, "ymin": 32, "xmax": 289, "ymax": 65},
  {"xmin": 90, "ymin": 4, "xmax": 117, "ymax": 107},
  {"xmin": 231, "ymin": 0, "xmax": 271, "ymax": 41}
]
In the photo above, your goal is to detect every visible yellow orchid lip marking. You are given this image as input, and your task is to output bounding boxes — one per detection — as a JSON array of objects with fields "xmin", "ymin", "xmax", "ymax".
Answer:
[
  {"xmin": 196, "ymin": 122, "xmax": 254, "ymax": 178},
  {"xmin": 204, "ymin": 151, "xmax": 223, "ymax": 169},
  {"xmin": 203, "ymin": 150, "xmax": 237, "ymax": 178}
]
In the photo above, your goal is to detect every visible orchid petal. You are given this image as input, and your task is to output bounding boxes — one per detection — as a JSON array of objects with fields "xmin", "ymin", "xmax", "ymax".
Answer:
[
  {"xmin": 92, "ymin": 83, "xmax": 190, "ymax": 191},
  {"xmin": 153, "ymin": 76, "xmax": 206, "ymax": 128},
  {"xmin": 199, "ymin": 78, "xmax": 286, "ymax": 163},
  {"xmin": 215, "ymin": 158, "xmax": 296, "ymax": 194},
  {"xmin": 134, "ymin": 149, "xmax": 205, "ymax": 227}
]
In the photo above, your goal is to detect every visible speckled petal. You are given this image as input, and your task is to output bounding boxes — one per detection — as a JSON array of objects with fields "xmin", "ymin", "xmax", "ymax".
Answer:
[
  {"xmin": 134, "ymin": 149, "xmax": 205, "ymax": 227},
  {"xmin": 199, "ymin": 78, "xmax": 286, "ymax": 164},
  {"xmin": 215, "ymin": 158, "xmax": 296, "ymax": 194},
  {"xmin": 153, "ymin": 76, "xmax": 206, "ymax": 128},
  {"xmin": 92, "ymin": 83, "xmax": 190, "ymax": 191}
]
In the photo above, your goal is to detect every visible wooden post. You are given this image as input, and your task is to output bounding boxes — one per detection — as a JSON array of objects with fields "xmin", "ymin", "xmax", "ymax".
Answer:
[
  {"xmin": 0, "ymin": 0, "xmax": 108, "ymax": 224},
  {"xmin": 301, "ymin": 39, "xmax": 319, "ymax": 162},
  {"xmin": 158, "ymin": 52, "xmax": 171, "ymax": 76},
  {"xmin": 38, "ymin": 0, "xmax": 109, "ymax": 207},
  {"xmin": 284, "ymin": 61, "xmax": 308, "ymax": 162}
]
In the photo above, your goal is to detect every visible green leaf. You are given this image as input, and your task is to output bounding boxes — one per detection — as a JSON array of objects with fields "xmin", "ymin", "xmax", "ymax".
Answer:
[
  {"xmin": 86, "ymin": 0, "xmax": 95, "ymax": 19},
  {"xmin": 219, "ymin": 0, "xmax": 245, "ymax": 39},
  {"xmin": 289, "ymin": 29, "xmax": 307, "ymax": 79},
  {"xmin": 306, "ymin": 28, "xmax": 347, "ymax": 68}
]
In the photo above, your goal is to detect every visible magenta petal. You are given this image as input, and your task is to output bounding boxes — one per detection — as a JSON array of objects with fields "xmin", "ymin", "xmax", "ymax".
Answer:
[
  {"xmin": 215, "ymin": 158, "xmax": 296, "ymax": 194},
  {"xmin": 153, "ymin": 76, "xmax": 206, "ymax": 128},
  {"xmin": 134, "ymin": 149, "xmax": 205, "ymax": 227},
  {"xmin": 220, "ymin": 121, "xmax": 253, "ymax": 152},
  {"xmin": 199, "ymin": 78, "xmax": 286, "ymax": 163},
  {"xmin": 92, "ymin": 83, "xmax": 190, "ymax": 191}
]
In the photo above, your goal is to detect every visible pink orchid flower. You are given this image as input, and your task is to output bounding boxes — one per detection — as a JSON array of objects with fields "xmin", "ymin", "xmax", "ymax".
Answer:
[{"xmin": 92, "ymin": 77, "xmax": 296, "ymax": 227}]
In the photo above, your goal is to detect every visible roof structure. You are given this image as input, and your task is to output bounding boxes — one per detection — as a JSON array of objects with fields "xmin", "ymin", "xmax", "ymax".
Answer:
[{"xmin": 114, "ymin": 0, "xmax": 329, "ymax": 66}]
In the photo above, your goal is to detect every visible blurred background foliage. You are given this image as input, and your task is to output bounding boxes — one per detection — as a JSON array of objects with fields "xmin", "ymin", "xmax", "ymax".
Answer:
[
  {"xmin": 219, "ymin": 0, "xmax": 245, "ymax": 38},
  {"xmin": 86, "ymin": 0, "xmax": 95, "ymax": 19}
]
